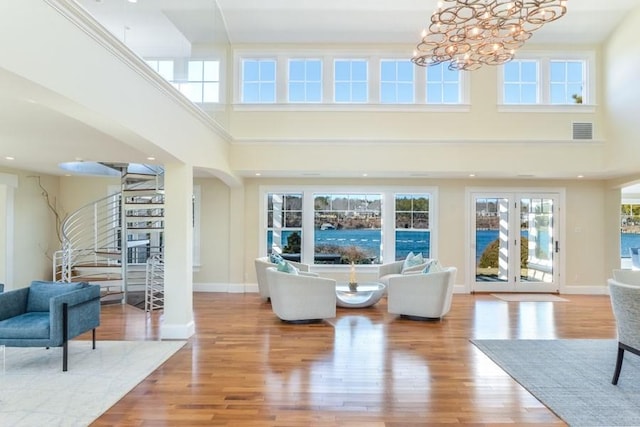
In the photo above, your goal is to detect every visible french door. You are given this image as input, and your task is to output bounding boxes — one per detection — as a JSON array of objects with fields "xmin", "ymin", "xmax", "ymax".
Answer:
[{"xmin": 471, "ymin": 192, "xmax": 560, "ymax": 293}]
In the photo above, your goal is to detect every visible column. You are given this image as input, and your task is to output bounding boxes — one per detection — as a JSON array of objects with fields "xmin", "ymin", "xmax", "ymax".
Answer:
[{"xmin": 160, "ymin": 163, "xmax": 194, "ymax": 340}]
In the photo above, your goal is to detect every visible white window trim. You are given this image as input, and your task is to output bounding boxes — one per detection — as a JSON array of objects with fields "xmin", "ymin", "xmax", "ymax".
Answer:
[
  {"xmin": 287, "ymin": 58, "xmax": 324, "ymax": 103},
  {"xmin": 498, "ymin": 50, "xmax": 597, "ymax": 113},
  {"xmin": 233, "ymin": 48, "xmax": 470, "ymax": 110},
  {"xmin": 259, "ymin": 185, "xmax": 438, "ymax": 273}
]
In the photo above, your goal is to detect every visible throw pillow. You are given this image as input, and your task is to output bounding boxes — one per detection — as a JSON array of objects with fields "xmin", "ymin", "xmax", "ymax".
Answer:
[
  {"xmin": 401, "ymin": 251, "xmax": 425, "ymax": 274},
  {"xmin": 276, "ymin": 261, "xmax": 299, "ymax": 275},
  {"xmin": 423, "ymin": 259, "xmax": 445, "ymax": 274},
  {"xmin": 269, "ymin": 252, "xmax": 284, "ymax": 264}
]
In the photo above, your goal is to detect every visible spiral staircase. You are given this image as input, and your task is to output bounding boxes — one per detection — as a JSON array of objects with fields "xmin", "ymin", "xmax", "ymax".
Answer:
[{"xmin": 53, "ymin": 163, "xmax": 165, "ymax": 310}]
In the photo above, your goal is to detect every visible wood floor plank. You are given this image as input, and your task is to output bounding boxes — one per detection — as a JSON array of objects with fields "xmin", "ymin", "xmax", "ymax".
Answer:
[{"xmin": 89, "ymin": 293, "xmax": 616, "ymax": 426}]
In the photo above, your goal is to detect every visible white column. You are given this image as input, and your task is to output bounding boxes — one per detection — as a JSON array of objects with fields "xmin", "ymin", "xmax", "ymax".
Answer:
[
  {"xmin": 0, "ymin": 173, "xmax": 18, "ymax": 289},
  {"xmin": 160, "ymin": 163, "xmax": 195, "ymax": 340}
]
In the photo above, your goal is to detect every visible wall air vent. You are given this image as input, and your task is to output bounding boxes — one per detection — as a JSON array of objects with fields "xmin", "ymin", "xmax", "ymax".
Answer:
[{"xmin": 572, "ymin": 122, "xmax": 593, "ymax": 140}]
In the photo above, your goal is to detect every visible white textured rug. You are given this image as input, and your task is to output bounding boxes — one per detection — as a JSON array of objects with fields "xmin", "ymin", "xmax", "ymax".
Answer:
[{"xmin": 0, "ymin": 340, "xmax": 186, "ymax": 426}]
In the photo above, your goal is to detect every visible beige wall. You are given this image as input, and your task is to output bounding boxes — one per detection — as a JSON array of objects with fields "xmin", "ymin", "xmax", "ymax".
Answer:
[
  {"xmin": 193, "ymin": 178, "xmax": 231, "ymax": 284},
  {"xmin": 0, "ymin": 167, "xmax": 622, "ymax": 293},
  {"xmin": 604, "ymin": 4, "xmax": 640, "ymax": 172},
  {"xmin": 241, "ymin": 177, "xmax": 613, "ymax": 292},
  {"xmin": 0, "ymin": 167, "xmax": 60, "ymax": 288}
]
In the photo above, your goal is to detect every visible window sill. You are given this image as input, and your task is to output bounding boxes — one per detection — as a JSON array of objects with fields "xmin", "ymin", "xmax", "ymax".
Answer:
[
  {"xmin": 233, "ymin": 103, "xmax": 471, "ymax": 113},
  {"xmin": 498, "ymin": 104, "xmax": 597, "ymax": 114}
]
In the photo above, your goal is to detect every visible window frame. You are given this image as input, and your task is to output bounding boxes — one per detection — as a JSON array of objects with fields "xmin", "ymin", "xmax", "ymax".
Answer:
[
  {"xmin": 333, "ymin": 58, "xmax": 369, "ymax": 103},
  {"xmin": 425, "ymin": 62, "xmax": 462, "ymax": 104},
  {"xmin": 241, "ymin": 58, "xmax": 277, "ymax": 104},
  {"xmin": 498, "ymin": 50, "xmax": 596, "ymax": 112},
  {"xmin": 259, "ymin": 185, "xmax": 438, "ymax": 271},
  {"xmin": 233, "ymin": 49, "xmax": 469, "ymax": 111},
  {"xmin": 379, "ymin": 59, "xmax": 415, "ymax": 104},
  {"xmin": 287, "ymin": 58, "xmax": 323, "ymax": 103}
]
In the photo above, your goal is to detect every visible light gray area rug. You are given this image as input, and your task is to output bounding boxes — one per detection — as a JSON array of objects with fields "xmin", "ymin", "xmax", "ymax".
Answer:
[
  {"xmin": 471, "ymin": 339, "xmax": 640, "ymax": 426},
  {"xmin": 491, "ymin": 293, "xmax": 569, "ymax": 302},
  {"xmin": 0, "ymin": 340, "xmax": 186, "ymax": 426}
]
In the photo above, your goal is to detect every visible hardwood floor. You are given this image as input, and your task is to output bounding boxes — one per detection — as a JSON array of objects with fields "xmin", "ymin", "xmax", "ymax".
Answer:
[{"xmin": 91, "ymin": 293, "xmax": 616, "ymax": 426}]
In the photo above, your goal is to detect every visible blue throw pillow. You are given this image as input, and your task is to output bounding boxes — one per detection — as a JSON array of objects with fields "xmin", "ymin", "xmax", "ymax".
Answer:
[
  {"xmin": 276, "ymin": 261, "xmax": 299, "ymax": 275},
  {"xmin": 423, "ymin": 259, "xmax": 444, "ymax": 274},
  {"xmin": 402, "ymin": 252, "xmax": 425, "ymax": 273},
  {"xmin": 269, "ymin": 252, "xmax": 284, "ymax": 264},
  {"xmin": 26, "ymin": 281, "xmax": 85, "ymax": 312}
]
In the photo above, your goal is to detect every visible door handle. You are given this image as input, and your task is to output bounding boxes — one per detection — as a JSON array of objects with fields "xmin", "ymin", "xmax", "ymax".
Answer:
[{"xmin": 555, "ymin": 241, "xmax": 559, "ymax": 253}]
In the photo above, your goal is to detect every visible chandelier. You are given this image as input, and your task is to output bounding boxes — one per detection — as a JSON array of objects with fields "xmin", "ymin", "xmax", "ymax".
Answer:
[{"xmin": 411, "ymin": 0, "xmax": 567, "ymax": 71}]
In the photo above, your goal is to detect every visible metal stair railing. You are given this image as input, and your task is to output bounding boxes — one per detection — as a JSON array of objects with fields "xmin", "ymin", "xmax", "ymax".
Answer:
[
  {"xmin": 54, "ymin": 163, "xmax": 165, "ymax": 306},
  {"xmin": 145, "ymin": 254, "xmax": 164, "ymax": 312},
  {"xmin": 55, "ymin": 192, "xmax": 122, "ymax": 285}
]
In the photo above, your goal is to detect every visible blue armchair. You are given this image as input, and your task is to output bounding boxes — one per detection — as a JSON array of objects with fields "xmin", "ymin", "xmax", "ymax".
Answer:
[{"xmin": 0, "ymin": 280, "xmax": 101, "ymax": 371}]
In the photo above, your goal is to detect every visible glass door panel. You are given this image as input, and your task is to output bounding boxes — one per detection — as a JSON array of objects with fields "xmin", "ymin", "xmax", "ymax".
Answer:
[
  {"xmin": 475, "ymin": 197, "xmax": 510, "ymax": 284},
  {"xmin": 472, "ymin": 192, "xmax": 559, "ymax": 293},
  {"xmin": 520, "ymin": 197, "xmax": 555, "ymax": 284}
]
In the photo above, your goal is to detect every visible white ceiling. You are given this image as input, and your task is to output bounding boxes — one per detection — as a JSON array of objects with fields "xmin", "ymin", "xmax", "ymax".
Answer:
[{"xmin": 2, "ymin": 0, "xmax": 640, "ymax": 180}]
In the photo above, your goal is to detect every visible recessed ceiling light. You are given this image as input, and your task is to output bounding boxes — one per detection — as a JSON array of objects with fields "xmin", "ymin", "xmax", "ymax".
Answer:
[
  {"xmin": 147, "ymin": 156, "xmax": 155, "ymax": 161},
  {"xmin": 362, "ymin": 173, "xmax": 368, "ymax": 177},
  {"xmin": 469, "ymin": 173, "xmax": 476, "ymax": 177},
  {"xmin": 128, "ymin": 0, "xmax": 137, "ymax": 3},
  {"xmin": 255, "ymin": 173, "xmax": 261, "ymax": 176},
  {"xmin": 5, "ymin": 156, "xmax": 14, "ymax": 160},
  {"xmin": 577, "ymin": 175, "xmax": 584, "ymax": 178}
]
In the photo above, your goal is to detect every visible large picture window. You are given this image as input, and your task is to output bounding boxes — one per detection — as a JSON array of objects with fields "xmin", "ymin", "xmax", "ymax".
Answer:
[
  {"xmin": 314, "ymin": 193, "xmax": 382, "ymax": 264},
  {"xmin": 261, "ymin": 187, "xmax": 436, "ymax": 266}
]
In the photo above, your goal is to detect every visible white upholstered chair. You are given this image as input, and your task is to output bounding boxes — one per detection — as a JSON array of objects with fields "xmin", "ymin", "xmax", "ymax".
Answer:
[
  {"xmin": 254, "ymin": 257, "xmax": 311, "ymax": 301},
  {"xmin": 387, "ymin": 267, "xmax": 457, "ymax": 320},
  {"xmin": 265, "ymin": 267, "xmax": 336, "ymax": 322},
  {"xmin": 377, "ymin": 259, "xmax": 430, "ymax": 287},
  {"xmin": 612, "ymin": 269, "xmax": 640, "ymax": 286},
  {"xmin": 608, "ymin": 279, "xmax": 640, "ymax": 385}
]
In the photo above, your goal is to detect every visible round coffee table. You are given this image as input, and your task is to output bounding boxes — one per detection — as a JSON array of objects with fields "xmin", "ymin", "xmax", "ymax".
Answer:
[{"xmin": 335, "ymin": 282, "xmax": 386, "ymax": 308}]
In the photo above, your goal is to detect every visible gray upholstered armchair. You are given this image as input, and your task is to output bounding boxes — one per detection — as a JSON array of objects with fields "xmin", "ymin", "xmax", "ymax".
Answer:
[
  {"xmin": 608, "ymin": 279, "xmax": 640, "ymax": 385},
  {"xmin": 0, "ymin": 280, "xmax": 101, "ymax": 371}
]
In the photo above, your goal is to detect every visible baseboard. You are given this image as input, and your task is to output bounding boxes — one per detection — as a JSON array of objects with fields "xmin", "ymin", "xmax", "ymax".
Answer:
[
  {"xmin": 560, "ymin": 285, "xmax": 609, "ymax": 295},
  {"xmin": 160, "ymin": 319, "xmax": 195, "ymax": 339},
  {"xmin": 192, "ymin": 282, "xmax": 609, "ymax": 295},
  {"xmin": 193, "ymin": 282, "xmax": 258, "ymax": 293}
]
